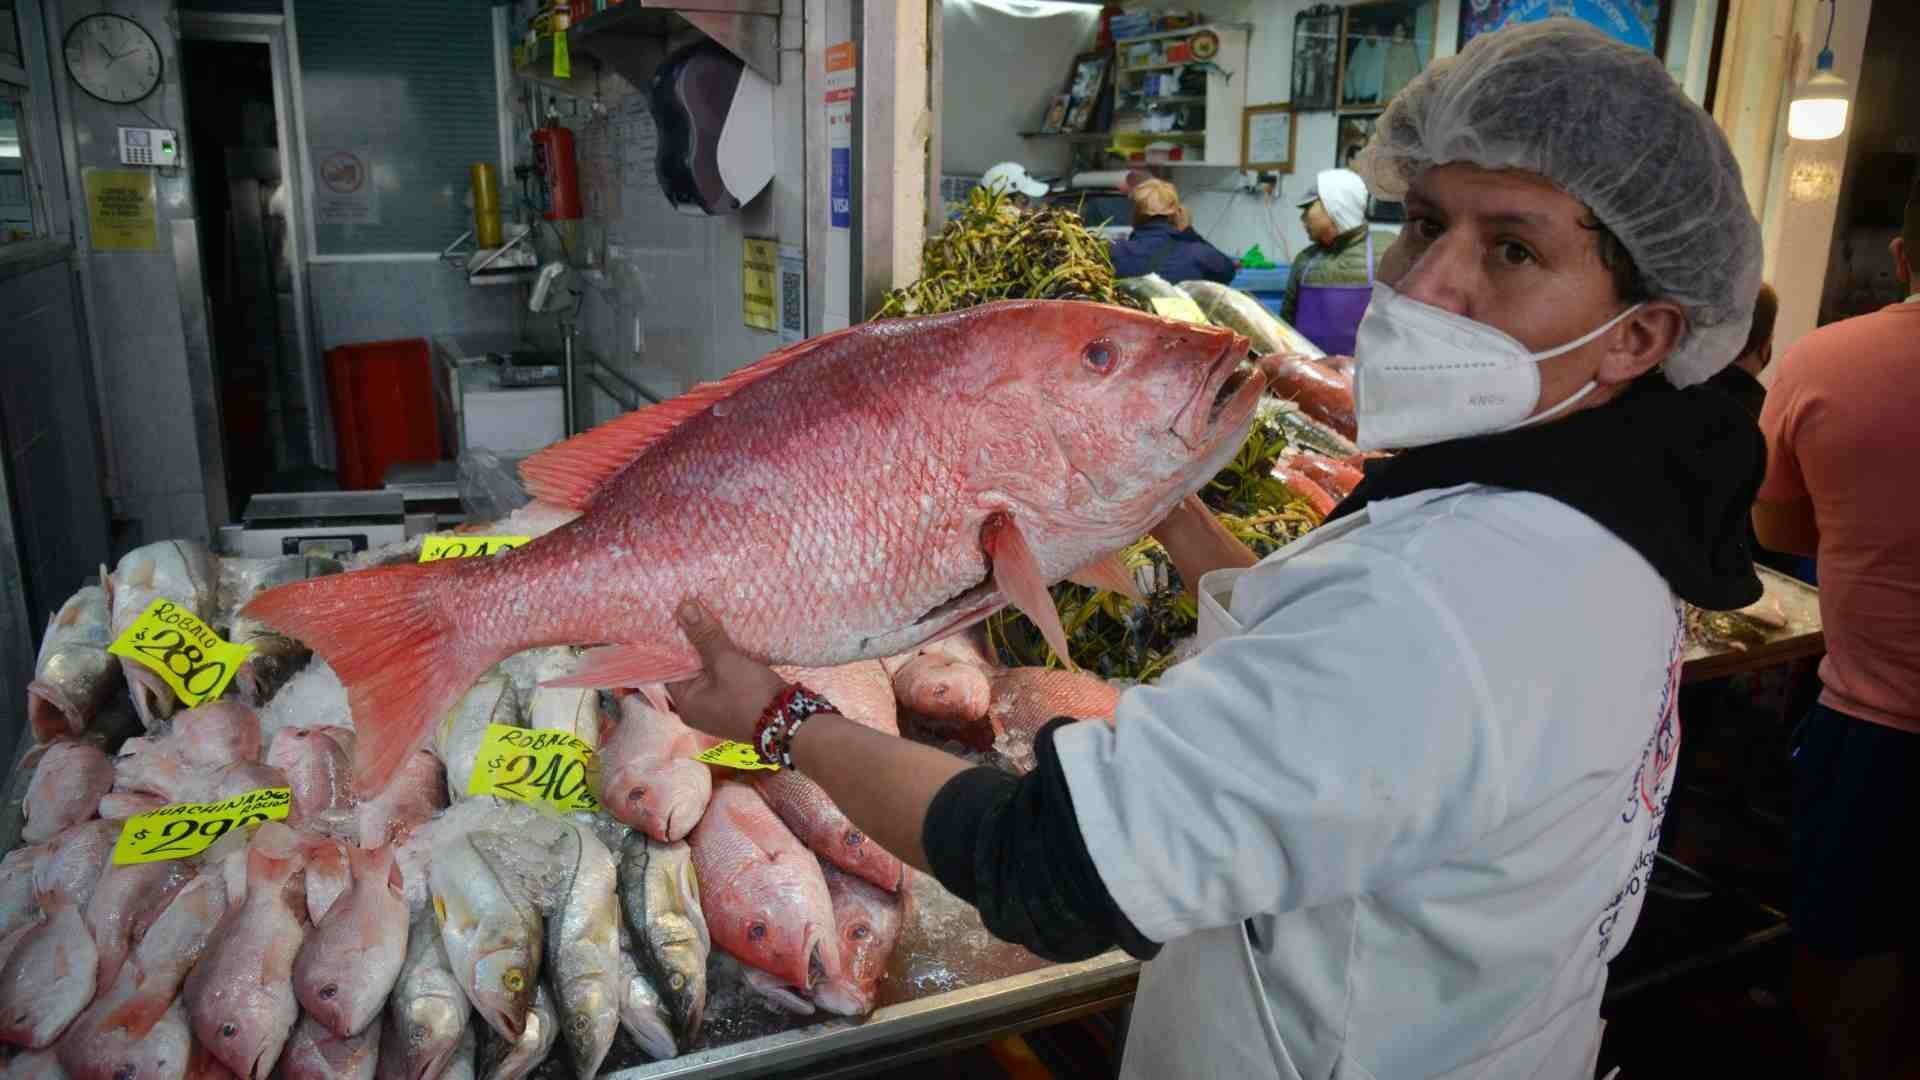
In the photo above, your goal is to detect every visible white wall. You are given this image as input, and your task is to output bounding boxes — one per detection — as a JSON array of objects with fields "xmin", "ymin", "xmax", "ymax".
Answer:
[
  {"xmin": 1176, "ymin": 0, "xmax": 1716, "ymax": 266},
  {"xmin": 939, "ymin": 0, "xmax": 1100, "ymax": 181}
]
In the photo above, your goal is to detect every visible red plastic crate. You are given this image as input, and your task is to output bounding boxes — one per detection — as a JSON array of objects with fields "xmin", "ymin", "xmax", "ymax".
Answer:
[{"xmin": 325, "ymin": 338, "xmax": 441, "ymax": 490}]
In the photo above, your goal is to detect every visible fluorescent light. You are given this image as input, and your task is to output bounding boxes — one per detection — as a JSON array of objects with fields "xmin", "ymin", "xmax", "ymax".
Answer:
[{"xmin": 0, "ymin": 143, "xmax": 20, "ymax": 158}]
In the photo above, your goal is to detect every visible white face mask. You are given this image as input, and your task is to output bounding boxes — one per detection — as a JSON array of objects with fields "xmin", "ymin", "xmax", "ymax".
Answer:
[{"xmin": 1351, "ymin": 281, "xmax": 1643, "ymax": 450}]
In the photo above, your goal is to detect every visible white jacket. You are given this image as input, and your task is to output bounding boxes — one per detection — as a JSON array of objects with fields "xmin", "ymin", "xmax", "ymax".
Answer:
[{"xmin": 1056, "ymin": 484, "xmax": 1686, "ymax": 1079}]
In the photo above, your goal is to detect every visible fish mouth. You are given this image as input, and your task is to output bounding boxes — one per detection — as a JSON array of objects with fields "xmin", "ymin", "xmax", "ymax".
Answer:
[
  {"xmin": 1173, "ymin": 334, "xmax": 1259, "ymax": 451},
  {"xmin": 811, "ymin": 979, "xmax": 871, "ymax": 1018}
]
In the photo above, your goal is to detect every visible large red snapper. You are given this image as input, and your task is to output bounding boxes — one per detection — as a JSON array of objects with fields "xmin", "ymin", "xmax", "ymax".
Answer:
[
  {"xmin": 244, "ymin": 301, "xmax": 1260, "ymax": 793},
  {"xmin": 688, "ymin": 783, "xmax": 840, "ymax": 997}
]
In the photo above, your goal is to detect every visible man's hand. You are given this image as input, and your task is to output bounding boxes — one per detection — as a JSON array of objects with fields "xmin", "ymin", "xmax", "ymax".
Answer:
[
  {"xmin": 665, "ymin": 601, "xmax": 787, "ymax": 744},
  {"xmin": 1150, "ymin": 494, "xmax": 1258, "ymax": 591}
]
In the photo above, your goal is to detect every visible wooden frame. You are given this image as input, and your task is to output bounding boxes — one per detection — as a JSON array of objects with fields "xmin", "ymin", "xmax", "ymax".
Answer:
[
  {"xmin": 1061, "ymin": 50, "xmax": 1113, "ymax": 133},
  {"xmin": 1291, "ymin": 5, "xmax": 1343, "ymax": 112},
  {"xmin": 1458, "ymin": 0, "xmax": 1672, "ymax": 55},
  {"xmin": 1241, "ymin": 103, "xmax": 1297, "ymax": 172},
  {"xmin": 1337, "ymin": 0, "xmax": 1437, "ymax": 111}
]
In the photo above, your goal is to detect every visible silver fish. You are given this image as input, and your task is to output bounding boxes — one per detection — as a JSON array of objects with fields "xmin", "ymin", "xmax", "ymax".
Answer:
[
  {"xmin": 381, "ymin": 910, "xmax": 470, "ymax": 1080},
  {"xmin": 443, "ymin": 1023, "xmax": 478, "ymax": 1080},
  {"xmin": 617, "ymin": 943, "xmax": 676, "ymax": 1061},
  {"xmin": 430, "ymin": 829, "xmax": 541, "ymax": 1041},
  {"xmin": 545, "ymin": 819, "xmax": 621, "ymax": 1079},
  {"xmin": 616, "ymin": 832, "xmax": 709, "ymax": 1042},
  {"xmin": 477, "ymin": 982, "xmax": 556, "ymax": 1080},
  {"xmin": 217, "ymin": 556, "xmax": 343, "ymax": 704},
  {"xmin": 107, "ymin": 540, "xmax": 219, "ymax": 729},
  {"xmin": 27, "ymin": 585, "xmax": 121, "ymax": 742},
  {"xmin": 431, "ymin": 674, "xmax": 518, "ymax": 802}
]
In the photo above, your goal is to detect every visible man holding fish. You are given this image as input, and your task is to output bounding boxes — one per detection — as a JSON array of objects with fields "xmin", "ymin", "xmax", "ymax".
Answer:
[{"xmin": 666, "ymin": 20, "xmax": 1766, "ymax": 1080}]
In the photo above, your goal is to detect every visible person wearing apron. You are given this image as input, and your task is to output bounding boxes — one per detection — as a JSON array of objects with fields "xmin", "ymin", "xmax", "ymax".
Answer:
[
  {"xmin": 665, "ymin": 20, "xmax": 1768, "ymax": 1079},
  {"xmin": 1282, "ymin": 168, "xmax": 1395, "ymax": 357}
]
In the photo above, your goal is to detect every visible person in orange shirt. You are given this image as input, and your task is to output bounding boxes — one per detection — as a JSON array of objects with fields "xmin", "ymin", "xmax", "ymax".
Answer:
[{"xmin": 1755, "ymin": 176, "xmax": 1920, "ymax": 1080}]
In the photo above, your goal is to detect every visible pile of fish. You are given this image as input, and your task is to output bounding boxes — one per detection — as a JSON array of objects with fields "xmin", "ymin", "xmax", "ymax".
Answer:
[{"xmin": 7, "ymin": 536, "xmax": 1126, "ymax": 1079}]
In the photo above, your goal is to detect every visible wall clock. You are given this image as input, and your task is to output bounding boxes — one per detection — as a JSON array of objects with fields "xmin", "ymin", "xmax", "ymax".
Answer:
[{"xmin": 64, "ymin": 14, "xmax": 163, "ymax": 105}]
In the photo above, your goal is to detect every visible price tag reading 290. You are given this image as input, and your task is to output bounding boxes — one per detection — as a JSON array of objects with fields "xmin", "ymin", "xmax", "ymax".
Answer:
[
  {"xmin": 418, "ymin": 535, "xmax": 532, "ymax": 563},
  {"xmin": 107, "ymin": 598, "xmax": 253, "ymax": 707},
  {"xmin": 469, "ymin": 724, "xmax": 601, "ymax": 813},
  {"xmin": 111, "ymin": 787, "xmax": 291, "ymax": 865}
]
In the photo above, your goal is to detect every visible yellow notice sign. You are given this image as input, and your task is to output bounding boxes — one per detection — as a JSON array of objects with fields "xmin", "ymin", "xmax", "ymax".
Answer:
[
  {"xmin": 1150, "ymin": 296, "xmax": 1210, "ymax": 325},
  {"xmin": 112, "ymin": 788, "xmax": 292, "ymax": 864},
  {"xmin": 743, "ymin": 238, "xmax": 779, "ymax": 331},
  {"xmin": 552, "ymin": 28, "xmax": 571, "ymax": 79},
  {"xmin": 469, "ymin": 724, "xmax": 601, "ymax": 813},
  {"xmin": 418, "ymin": 535, "xmax": 532, "ymax": 562},
  {"xmin": 108, "ymin": 598, "xmax": 252, "ymax": 707},
  {"xmin": 86, "ymin": 169, "xmax": 158, "ymax": 252},
  {"xmin": 694, "ymin": 740, "xmax": 779, "ymax": 771}
]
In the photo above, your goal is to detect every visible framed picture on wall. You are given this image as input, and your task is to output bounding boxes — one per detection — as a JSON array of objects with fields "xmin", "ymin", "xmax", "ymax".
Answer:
[
  {"xmin": 1242, "ymin": 104, "xmax": 1297, "ymax": 172},
  {"xmin": 1291, "ymin": 5, "xmax": 1344, "ymax": 112},
  {"xmin": 1459, "ymin": 0, "xmax": 1671, "ymax": 54},
  {"xmin": 1335, "ymin": 113, "xmax": 1378, "ymax": 171},
  {"xmin": 1062, "ymin": 52, "xmax": 1113, "ymax": 133},
  {"xmin": 1339, "ymin": 0, "xmax": 1437, "ymax": 110},
  {"xmin": 1039, "ymin": 94, "xmax": 1071, "ymax": 135}
]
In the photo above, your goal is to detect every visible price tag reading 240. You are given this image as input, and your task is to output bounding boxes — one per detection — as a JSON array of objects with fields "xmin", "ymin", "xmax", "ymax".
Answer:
[
  {"xmin": 418, "ymin": 535, "xmax": 532, "ymax": 562},
  {"xmin": 107, "ymin": 598, "xmax": 252, "ymax": 707},
  {"xmin": 111, "ymin": 787, "xmax": 291, "ymax": 865},
  {"xmin": 469, "ymin": 724, "xmax": 601, "ymax": 813}
]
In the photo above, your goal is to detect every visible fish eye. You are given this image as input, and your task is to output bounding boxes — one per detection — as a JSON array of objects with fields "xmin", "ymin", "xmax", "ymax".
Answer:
[
  {"xmin": 220, "ymin": 1022, "xmax": 238, "ymax": 1038},
  {"xmin": 1082, "ymin": 341, "xmax": 1116, "ymax": 374},
  {"xmin": 669, "ymin": 972, "xmax": 686, "ymax": 989},
  {"xmin": 319, "ymin": 984, "xmax": 338, "ymax": 1000},
  {"xmin": 504, "ymin": 969, "xmax": 526, "ymax": 992},
  {"xmin": 412, "ymin": 1023, "xmax": 429, "ymax": 1043},
  {"xmin": 572, "ymin": 1015, "xmax": 591, "ymax": 1034},
  {"xmin": 850, "ymin": 924, "xmax": 870, "ymax": 941},
  {"xmin": 627, "ymin": 785, "xmax": 647, "ymax": 802},
  {"xmin": 748, "ymin": 922, "xmax": 767, "ymax": 941},
  {"xmin": 114, "ymin": 1066, "xmax": 136, "ymax": 1080},
  {"xmin": 844, "ymin": 829, "xmax": 863, "ymax": 847}
]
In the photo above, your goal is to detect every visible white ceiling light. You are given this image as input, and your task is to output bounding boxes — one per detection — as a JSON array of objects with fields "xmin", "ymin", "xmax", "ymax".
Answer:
[{"xmin": 1787, "ymin": 0, "xmax": 1850, "ymax": 142}]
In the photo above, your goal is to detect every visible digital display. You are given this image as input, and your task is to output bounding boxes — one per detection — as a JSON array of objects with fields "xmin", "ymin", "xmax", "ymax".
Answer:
[{"xmin": 126, "ymin": 129, "xmax": 149, "ymax": 148}]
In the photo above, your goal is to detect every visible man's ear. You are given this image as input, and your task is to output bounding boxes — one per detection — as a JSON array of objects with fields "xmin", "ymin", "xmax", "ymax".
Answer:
[{"xmin": 1597, "ymin": 300, "xmax": 1687, "ymax": 385}]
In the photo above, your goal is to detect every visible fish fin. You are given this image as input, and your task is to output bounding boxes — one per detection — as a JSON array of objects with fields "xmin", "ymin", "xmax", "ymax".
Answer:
[
  {"xmin": 1065, "ymin": 552, "xmax": 1144, "ymax": 605},
  {"xmin": 981, "ymin": 514, "xmax": 1078, "ymax": 672},
  {"xmin": 637, "ymin": 682, "xmax": 675, "ymax": 714},
  {"xmin": 346, "ymin": 844, "xmax": 393, "ymax": 885},
  {"xmin": 101, "ymin": 990, "xmax": 169, "ymax": 1037},
  {"xmin": 520, "ymin": 328, "xmax": 862, "ymax": 509},
  {"xmin": 242, "ymin": 563, "xmax": 494, "ymax": 797},
  {"xmin": 541, "ymin": 645, "xmax": 699, "ymax": 689}
]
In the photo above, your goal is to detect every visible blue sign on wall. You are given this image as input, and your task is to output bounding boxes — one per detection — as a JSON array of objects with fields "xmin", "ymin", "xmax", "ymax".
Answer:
[
  {"xmin": 1459, "ymin": 0, "xmax": 1667, "ymax": 54},
  {"xmin": 830, "ymin": 147, "xmax": 851, "ymax": 229}
]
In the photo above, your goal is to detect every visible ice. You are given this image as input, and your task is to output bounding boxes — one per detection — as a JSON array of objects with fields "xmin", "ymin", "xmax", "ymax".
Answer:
[
  {"xmin": 498, "ymin": 647, "xmax": 581, "ymax": 704},
  {"xmin": 878, "ymin": 869, "xmax": 1048, "ymax": 1005},
  {"xmin": 991, "ymin": 727, "xmax": 1038, "ymax": 775},
  {"xmin": 255, "ymin": 659, "xmax": 350, "ymax": 744}
]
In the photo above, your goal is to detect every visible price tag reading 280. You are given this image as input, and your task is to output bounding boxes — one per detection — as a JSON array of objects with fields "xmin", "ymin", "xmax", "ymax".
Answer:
[
  {"xmin": 107, "ymin": 598, "xmax": 253, "ymax": 707},
  {"xmin": 418, "ymin": 535, "xmax": 532, "ymax": 562},
  {"xmin": 112, "ymin": 787, "xmax": 291, "ymax": 865},
  {"xmin": 469, "ymin": 724, "xmax": 601, "ymax": 813}
]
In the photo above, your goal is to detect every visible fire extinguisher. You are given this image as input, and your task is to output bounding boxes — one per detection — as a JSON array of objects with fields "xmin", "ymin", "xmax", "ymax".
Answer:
[{"xmin": 531, "ymin": 123, "xmax": 581, "ymax": 221}]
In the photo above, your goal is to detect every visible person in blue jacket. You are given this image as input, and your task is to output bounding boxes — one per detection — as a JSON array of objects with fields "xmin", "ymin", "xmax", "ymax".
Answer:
[{"xmin": 1108, "ymin": 179, "xmax": 1238, "ymax": 284}]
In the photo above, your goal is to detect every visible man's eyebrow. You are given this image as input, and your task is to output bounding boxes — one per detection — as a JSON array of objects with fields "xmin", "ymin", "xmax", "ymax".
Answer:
[{"xmin": 1479, "ymin": 210, "xmax": 1555, "ymax": 228}]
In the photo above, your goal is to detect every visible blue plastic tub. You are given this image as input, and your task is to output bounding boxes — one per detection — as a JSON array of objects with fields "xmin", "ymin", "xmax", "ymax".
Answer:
[{"xmin": 1231, "ymin": 267, "xmax": 1291, "ymax": 318}]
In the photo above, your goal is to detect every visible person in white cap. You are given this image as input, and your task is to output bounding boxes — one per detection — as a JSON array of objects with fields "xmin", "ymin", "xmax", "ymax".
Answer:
[
  {"xmin": 667, "ymin": 18, "xmax": 1765, "ymax": 1078},
  {"xmin": 978, "ymin": 161, "xmax": 1049, "ymax": 206},
  {"xmin": 1281, "ymin": 167, "xmax": 1395, "ymax": 355}
]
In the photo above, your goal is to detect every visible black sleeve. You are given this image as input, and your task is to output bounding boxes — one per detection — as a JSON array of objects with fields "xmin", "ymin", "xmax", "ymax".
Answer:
[{"xmin": 921, "ymin": 718, "xmax": 1162, "ymax": 962}]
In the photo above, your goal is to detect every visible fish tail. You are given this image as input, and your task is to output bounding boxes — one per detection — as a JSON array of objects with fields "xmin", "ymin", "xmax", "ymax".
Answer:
[
  {"xmin": 242, "ymin": 563, "xmax": 495, "ymax": 798},
  {"xmin": 346, "ymin": 843, "xmax": 394, "ymax": 884}
]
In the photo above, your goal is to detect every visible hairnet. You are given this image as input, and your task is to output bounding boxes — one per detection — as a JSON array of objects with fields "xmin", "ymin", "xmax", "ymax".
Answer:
[
  {"xmin": 1130, "ymin": 179, "xmax": 1192, "ymax": 230},
  {"xmin": 1355, "ymin": 18, "xmax": 1761, "ymax": 387},
  {"xmin": 1313, "ymin": 169, "xmax": 1370, "ymax": 234}
]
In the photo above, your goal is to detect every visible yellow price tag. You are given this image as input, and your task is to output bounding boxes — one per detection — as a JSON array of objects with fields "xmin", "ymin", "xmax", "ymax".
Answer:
[
  {"xmin": 111, "ymin": 788, "xmax": 291, "ymax": 865},
  {"xmin": 107, "ymin": 598, "xmax": 252, "ymax": 708},
  {"xmin": 694, "ymin": 740, "xmax": 779, "ymax": 771},
  {"xmin": 1150, "ymin": 296, "xmax": 1210, "ymax": 325},
  {"xmin": 469, "ymin": 724, "xmax": 601, "ymax": 813},
  {"xmin": 418, "ymin": 535, "xmax": 532, "ymax": 563}
]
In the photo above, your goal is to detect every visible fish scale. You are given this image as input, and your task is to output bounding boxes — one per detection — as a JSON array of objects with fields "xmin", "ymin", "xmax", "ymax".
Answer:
[{"xmin": 244, "ymin": 301, "xmax": 1259, "ymax": 793}]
